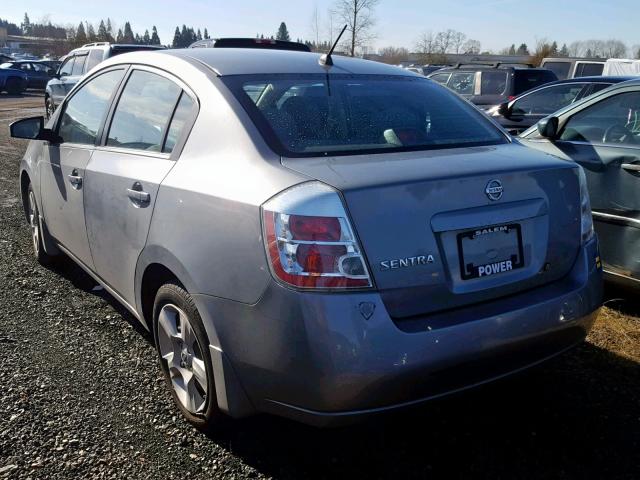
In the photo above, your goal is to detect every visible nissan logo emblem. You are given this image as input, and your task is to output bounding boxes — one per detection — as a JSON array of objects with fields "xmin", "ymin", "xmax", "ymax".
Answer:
[{"xmin": 485, "ymin": 179, "xmax": 503, "ymax": 201}]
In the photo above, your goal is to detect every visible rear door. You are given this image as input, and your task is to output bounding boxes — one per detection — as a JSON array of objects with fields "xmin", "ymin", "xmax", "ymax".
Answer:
[
  {"xmin": 84, "ymin": 67, "xmax": 197, "ymax": 305},
  {"xmin": 523, "ymin": 88, "xmax": 640, "ymax": 280},
  {"xmin": 39, "ymin": 67, "xmax": 126, "ymax": 268}
]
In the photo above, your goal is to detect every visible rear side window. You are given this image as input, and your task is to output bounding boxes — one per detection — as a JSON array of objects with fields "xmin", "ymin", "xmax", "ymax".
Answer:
[
  {"xmin": 448, "ymin": 72, "xmax": 475, "ymax": 95},
  {"xmin": 481, "ymin": 71, "xmax": 508, "ymax": 95},
  {"xmin": 71, "ymin": 55, "xmax": 87, "ymax": 76},
  {"xmin": 513, "ymin": 70, "xmax": 557, "ymax": 95},
  {"xmin": 511, "ymin": 83, "xmax": 586, "ymax": 116},
  {"xmin": 58, "ymin": 69, "xmax": 125, "ymax": 145},
  {"xmin": 86, "ymin": 49, "xmax": 104, "ymax": 72},
  {"xmin": 542, "ymin": 62, "xmax": 571, "ymax": 80},
  {"xmin": 163, "ymin": 93, "xmax": 195, "ymax": 153},
  {"xmin": 59, "ymin": 57, "xmax": 74, "ymax": 77},
  {"xmin": 429, "ymin": 73, "xmax": 451, "ymax": 84},
  {"xmin": 107, "ymin": 70, "xmax": 182, "ymax": 152},
  {"xmin": 575, "ymin": 63, "xmax": 604, "ymax": 77},
  {"xmin": 225, "ymin": 74, "xmax": 507, "ymax": 157}
]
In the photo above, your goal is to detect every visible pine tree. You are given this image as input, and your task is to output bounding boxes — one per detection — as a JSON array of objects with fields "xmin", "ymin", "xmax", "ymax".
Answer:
[
  {"xmin": 97, "ymin": 20, "xmax": 109, "ymax": 42},
  {"xmin": 86, "ymin": 22, "xmax": 96, "ymax": 42},
  {"xmin": 516, "ymin": 43, "xmax": 529, "ymax": 55},
  {"xmin": 636, "ymin": 48, "xmax": 640, "ymax": 60},
  {"xmin": 550, "ymin": 41, "xmax": 558, "ymax": 55},
  {"xmin": 116, "ymin": 28, "xmax": 124, "ymax": 43},
  {"xmin": 21, "ymin": 13, "xmax": 31, "ymax": 35},
  {"xmin": 143, "ymin": 29, "xmax": 150, "ymax": 45},
  {"xmin": 559, "ymin": 43, "xmax": 569, "ymax": 57},
  {"xmin": 508, "ymin": 44, "xmax": 516, "ymax": 55},
  {"xmin": 172, "ymin": 27, "xmax": 181, "ymax": 48},
  {"xmin": 123, "ymin": 21, "xmax": 135, "ymax": 43},
  {"xmin": 106, "ymin": 18, "xmax": 113, "ymax": 38},
  {"xmin": 75, "ymin": 22, "xmax": 87, "ymax": 45},
  {"xmin": 203, "ymin": 28, "xmax": 209, "ymax": 39},
  {"xmin": 197, "ymin": 28, "xmax": 202, "ymax": 41},
  {"xmin": 135, "ymin": 33, "xmax": 142, "ymax": 44},
  {"xmin": 151, "ymin": 26, "xmax": 161, "ymax": 45},
  {"xmin": 276, "ymin": 22, "xmax": 290, "ymax": 41}
]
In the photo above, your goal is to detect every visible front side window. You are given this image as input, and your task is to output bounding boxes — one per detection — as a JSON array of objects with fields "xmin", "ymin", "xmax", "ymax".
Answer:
[
  {"xmin": 59, "ymin": 58, "xmax": 74, "ymax": 77},
  {"xmin": 224, "ymin": 74, "xmax": 507, "ymax": 157},
  {"xmin": 560, "ymin": 92, "xmax": 640, "ymax": 146},
  {"xmin": 107, "ymin": 70, "xmax": 182, "ymax": 152},
  {"xmin": 58, "ymin": 69, "xmax": 125, "ymax": 145},
  {"xmin": 481, "ymin": 71, "xmax": 508, "ymax": 95},
  {"xmin": 512, "ymin": 83, "xmax": 586, "ymax": 116},
  {"xmin": 71, "ymin": 55, "xmax": 87, "ymax": 76},
  {"xmin": 448, "ymin": 72, "xmax": 475, "ymax": 95}
]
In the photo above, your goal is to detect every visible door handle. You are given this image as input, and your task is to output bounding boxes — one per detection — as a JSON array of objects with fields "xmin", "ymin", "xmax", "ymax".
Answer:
[
  {"xmin": 68, "ymin": 169, "xmax": 82, "ymax": 189},
  {"xmin": 127, "ymin": 182, "xmax": 150, "ymax": 204},
  {"xmin": 621, "ymin": 162, "xmax": 640, "ymax": 173}
]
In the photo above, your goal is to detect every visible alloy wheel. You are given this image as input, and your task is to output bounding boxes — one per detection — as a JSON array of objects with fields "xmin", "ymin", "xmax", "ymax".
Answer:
[{"xmin": 28, "ymin": 190, "xmax": 40, "ymax": 256}]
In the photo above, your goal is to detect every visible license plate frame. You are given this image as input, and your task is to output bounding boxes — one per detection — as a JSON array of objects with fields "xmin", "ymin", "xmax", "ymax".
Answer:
[{"xmin": 457, "ymin": 224, "xmax": 525, "ymax": 280}]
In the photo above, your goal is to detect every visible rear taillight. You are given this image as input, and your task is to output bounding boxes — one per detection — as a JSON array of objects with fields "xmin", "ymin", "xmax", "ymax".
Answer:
[
  {"xmin": 508, "ymin": 95, "xmax": 517, "ymax": 101},
  {"xmin": 262, "ymin": 182, "xmax": 372, "ymax": 289}
]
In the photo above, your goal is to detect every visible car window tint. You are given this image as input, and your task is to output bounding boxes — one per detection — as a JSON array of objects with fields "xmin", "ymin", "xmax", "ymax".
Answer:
[
  {"xmin": 226, "ymin": 74, "xmax": 507, "ymax": 156},
  {"xmin": 163, "ymin": 93, "xmax": 195, "ymax": 153},
  {"xmin": 429, "ymin": 73, "xmax": 450, "ymax": 84},
  {"xmin": 72, "ymin": 55, "xmax": 87, "ymax": 76},
  {"xmin": 86, "ymin": 49, "xmax": 104, "ymax": 72},
  {"xmin": 560, "ymin": 92, "xmax": 640, "ymax": 145},
  {"xmin": 512, "ymin": 84, "xmax": 586, "ymax": 116},
  {"xmin": 107, "ymin": 70, "xmax": 182, "ymax": 152},
  {"xmin": 588, "ymin": 83, "xmax": 613, "ymax": 95},
  {"xmin": 481, "ymin": 71, "xmax": 508, "ymax": 95},
  {"xmin": 542, "ymin": 62, "xmax": 571, "ymax": 80},
  {"xmin": 575, "ymin": 63, "xmax": 604, "ymax": 77},
  {"xmin": 448, "ymin": 72, "xmax": 475, "ymax": 95},
  {"xmin": 513, "ymin": 70, "xmax": 557, "ymax": 95},
  {"xmin": 59, "ymin": 58, "xmax": 74, "ymax": 76},
  {"xmin": 58, "ymin": 69, "xmax": 125, "ymax": 145}
]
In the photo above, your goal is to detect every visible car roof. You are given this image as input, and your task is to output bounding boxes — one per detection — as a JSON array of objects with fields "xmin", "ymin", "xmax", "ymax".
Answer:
[{"xmin": 162, "ymin": 48, "xmax": 415, "ymax": 76}]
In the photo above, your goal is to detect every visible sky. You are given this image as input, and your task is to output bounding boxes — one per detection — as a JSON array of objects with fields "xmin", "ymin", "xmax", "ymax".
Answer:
[{"xmin": 2, "ymin": 0, "xmax": 638, "ymax": 53}]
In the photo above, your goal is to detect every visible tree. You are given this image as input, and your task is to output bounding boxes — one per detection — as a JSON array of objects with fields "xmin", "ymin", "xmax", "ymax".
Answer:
[
  {"xmin": 197, "ymin": 28, "xmax": 202, "ymax": 41},
  {"xmin": 143, "ymin": 29, "xmax": 151, "ymax": 45},
  {"xmin": 462, "ymin": 39, "xmax": 481, "ymax": 54},
  {"xmin": 378, "ymin": 46, "xmax": 409, "ymax": 64},
  {"xmin": 203, "ymin": 28, "xmax": 210, "ymax": 39},
  {"xmin": 276, "ymin": 22, "xmax": 290, "ymax": 41},
  {"xmin": 550, "ymin": 41, "xmax": 558, "ymax": 56},
  {"xmin": 116, "ymin": 28, "xmax": 124, "ymax": 43},
  {"xmin": 75, "ymin": 22, "xmax": 87, "ymax": 45},
  {"xmin": 333, "ymin": 0, "xmax": 379, "ymax": 56},
  {"xmin": 106, "ymin": 18, "xmax": 114, "ymax": 39},
  {"xmin": 451, "ymin": 30, "xmax": 466, "ymax": 54},
  {"xmin": 172, "ymin": 27, "xmax": 181, "ymax": 48},
  {"xmin": 97, "ymin": 20, "xmax": 109, "ymax": 42},
  {"xmin": 123, "ymin": 21, "xmax": 135, "ymax": 43},
  {"xmin": 586, "ymin": 48, "xmax": 593, "ymax": 57},
  {"xmin": 86, "ymin": 22, "xmax": 96, "ymax": 42},
  {"xmin": 516, "ymin": 43, "xmax": 529, "ymax": 55},
  {"xmin": 508, "ymin": 44, "xmax": 516, "ymax": 55},
  {"xmin": 636, "ymin": 47, "xmax": 640, "ymax": 60},
  {"xmin": 21, "ymin": 13, "xmax": 31, "ymax": 35},
  {"xmin": 415, "ymin": 31, "xmax": 436, "ymax": 58},
  {"xmin": 151, "ymin": 26, "xmax": 161, "ymax": 45}
]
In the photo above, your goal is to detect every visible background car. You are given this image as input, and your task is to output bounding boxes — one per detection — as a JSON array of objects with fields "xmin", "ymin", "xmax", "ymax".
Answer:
[
  {"xmin": 520, "ymin": 78, "xmax": 640, "ymax": 286},
  {"xmin": 540, "ymin": 57, "xmax": 606, "ymax": 80},
  {"xmin": 11, "ymin": 48, "xmax": 602, "ymax": 430},
  {"xmin": 45, "ymin": 42, "xmax": 165, "ymax": 118},
  {"xmin": 0, "ymin": 67, "xmax": 28, "ymax": 94},
  {"xmin": 0, "ymin": 60, "xmax": 56, "ymax": 89},
  {"xmin": 428, "ymin": 63, "xmax": 558, "ymax": 109},
  {"xmin": 488, "ymin": 76, "xmax": 635, "ymax": 135}
]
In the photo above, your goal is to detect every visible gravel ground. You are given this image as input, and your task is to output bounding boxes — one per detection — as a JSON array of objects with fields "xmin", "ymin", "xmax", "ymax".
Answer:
[{"xmin": 0, "ymin": 93, "xmax": 639, "ymax": 480}]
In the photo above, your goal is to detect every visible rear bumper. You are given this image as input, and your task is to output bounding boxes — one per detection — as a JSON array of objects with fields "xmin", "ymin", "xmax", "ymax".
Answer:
[{"xmin": 194, "ymin": 238, "xmax": 602, "ymax": 426}]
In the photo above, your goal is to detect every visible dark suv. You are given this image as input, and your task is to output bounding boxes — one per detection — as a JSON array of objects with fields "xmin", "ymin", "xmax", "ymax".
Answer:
[
  {"xmin": 428, "ymin": 63, "xmax": 558, "ymax": 109},
  {"xmin": 45, "ymin": 42, "xmax": 165, "ymax": 117}
]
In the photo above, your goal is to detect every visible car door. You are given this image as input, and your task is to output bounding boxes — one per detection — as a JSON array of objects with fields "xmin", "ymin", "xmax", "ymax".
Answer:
[
  {"xmin": 506, "ymin": 83, "xmax": 588, "ymax": 134},
  {"xmin": 522, "ymin": 88, "xmax": 640, "ymax": 281},
  {"xmin": 39, "ymin": 67, "xmax": 127, "ymax": 269},
  {"xmin": 84, "ymin": 67, "xmax": 197, "ymax": 305},
  {"xmin": 51, "ymin": 56, "xmax": 74, "ymax": 105}
]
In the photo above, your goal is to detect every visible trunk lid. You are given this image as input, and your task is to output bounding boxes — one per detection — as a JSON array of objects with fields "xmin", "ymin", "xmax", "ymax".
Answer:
[{"xmin": 282, "ymin": 143, "xmax": 582, "ymax": 318}]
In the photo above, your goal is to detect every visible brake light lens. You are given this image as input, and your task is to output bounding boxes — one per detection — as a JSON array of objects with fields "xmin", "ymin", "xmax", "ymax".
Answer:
[{"xmin": 262, "ymin": 183, "xmax": 372, "ymax": 289}]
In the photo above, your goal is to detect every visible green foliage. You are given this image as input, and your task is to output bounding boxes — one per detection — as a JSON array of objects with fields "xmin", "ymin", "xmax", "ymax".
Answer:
[{"xmin": 276, "ymin": 22, "xmax": 290, "ymax": 42}]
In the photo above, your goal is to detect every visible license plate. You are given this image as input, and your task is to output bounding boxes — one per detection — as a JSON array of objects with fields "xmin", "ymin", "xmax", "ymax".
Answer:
[{"xmin": 457, "ymin": 224, "xmax": 524, "ymax": 280}]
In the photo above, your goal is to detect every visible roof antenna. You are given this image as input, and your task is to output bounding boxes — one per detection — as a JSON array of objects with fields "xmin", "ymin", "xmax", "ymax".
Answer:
[{"xmin": 319, "ymin": 24, "xmax": 347, "ymax": 67}]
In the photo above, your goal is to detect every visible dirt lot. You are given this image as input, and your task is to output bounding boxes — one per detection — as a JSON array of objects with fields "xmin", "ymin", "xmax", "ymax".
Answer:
[{"xmin": 0, "ymin": 93, "xmax": 638, "ymax": 480}]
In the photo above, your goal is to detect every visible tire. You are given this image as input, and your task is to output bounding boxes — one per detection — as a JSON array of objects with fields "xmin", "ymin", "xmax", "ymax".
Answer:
[
  {"xmin": 45, "ymin": 96, "xmax": 55, "ymax": 119},
  {"xmin": 153, "ymin": 282, "xmax": 223, "ymax": 430},
  {"xmin": 25, "ymin": 184, "xmax": 55, "ymax": 266}
]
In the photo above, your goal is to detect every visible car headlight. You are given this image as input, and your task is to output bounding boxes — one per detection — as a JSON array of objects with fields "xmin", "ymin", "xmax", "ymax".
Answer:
[{"xmin": 578, "ymin": 166, "xmax": 594, "ymax": 244}]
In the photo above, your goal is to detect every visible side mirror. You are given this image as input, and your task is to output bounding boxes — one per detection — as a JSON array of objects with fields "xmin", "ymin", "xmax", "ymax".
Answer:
[
  {"xmin": 498, "ymin": 102, "xmax": 511, "ymax": 117},
  {"xmin": 10, "ymin": 116, "xmax": 61, "ymax": 143},
  {"xmin": 537, "ymin": 116, "xmax": 559, "ymax": 140}
]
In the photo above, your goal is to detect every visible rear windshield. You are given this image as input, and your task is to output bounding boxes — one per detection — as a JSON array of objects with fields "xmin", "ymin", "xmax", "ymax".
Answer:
[
  {"xmin": 224, "ymin": 74, "xmax": 507, "ymax": 157},
  {"xmin": 514, "ymin": 70, "xmax": 558, "ymax": 95}
]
